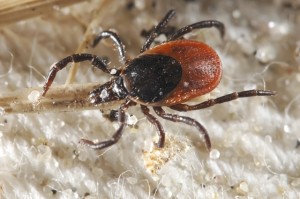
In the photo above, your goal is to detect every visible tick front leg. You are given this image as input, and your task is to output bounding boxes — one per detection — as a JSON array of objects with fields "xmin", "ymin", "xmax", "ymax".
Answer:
[
  {"xmin": 141, "ymin": 105, "xmax": 165, "ymax": 148},
  {"xmin": 92, "ymin": 31, "xmax": 127, "ymax": 63},
  {"xmin": 153, "ymin": 107, "xmax": 211, "ymax": 151},
  {"xmin": 170, "ymin": 90, "xmax": 276, "ymax": 112},
  {"xmin": 42, "ymin": 53, "xmax": 112, "ymax": 96},
  {"xmin": 79, "ymin": 102, "xmax": 127, "ymax": 150}
]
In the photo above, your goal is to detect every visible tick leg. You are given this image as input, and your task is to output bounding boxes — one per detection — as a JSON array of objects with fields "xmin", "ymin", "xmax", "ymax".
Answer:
[
  {"xmin": 170, "ymin": 90, "xmax": 276, "ymax": 111},
  {"xmin": 141, "ymin": 105, "xmax": 165, "ymax": 148},
  {"xmin": 42, "ymin": 53, "xmax": 112, "ymax": 96},
  {"xmin": 168, "ymin": 20, "xmax": 225, "ymax": 41},
  {"xmin": 92, "ymin": 30, "xmax": 127, "ymax": 63},
  {"xmin": 153, "ymin": 107, "xmax": 211, "ymax": 151},
  {"xmin": 106, "ymin": 101, "xmax": 137, "ymax": 122},
  {"xmin": 79, "ymin": 102, "xmax": 128, "ymax": 150},
  {"xmin": 140, "ymin": 10, "xmax": 176, "ymax": 53}
]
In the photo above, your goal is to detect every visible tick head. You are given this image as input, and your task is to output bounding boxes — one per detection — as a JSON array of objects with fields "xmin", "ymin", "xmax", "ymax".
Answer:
[{"xmin": 88, "ymin": 77, "xmax": 128, "ymax": 104}]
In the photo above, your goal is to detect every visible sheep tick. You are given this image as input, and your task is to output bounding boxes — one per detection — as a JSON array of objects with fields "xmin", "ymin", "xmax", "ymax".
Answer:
[{"xmin": 42, "ymin": 10, "xmax": 275, "ymax": 151}]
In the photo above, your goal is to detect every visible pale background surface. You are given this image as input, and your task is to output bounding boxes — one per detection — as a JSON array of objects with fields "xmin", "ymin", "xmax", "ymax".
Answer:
[{"xmin": 0, "ymin": 0, "xmax": 300, "ymax": 198}]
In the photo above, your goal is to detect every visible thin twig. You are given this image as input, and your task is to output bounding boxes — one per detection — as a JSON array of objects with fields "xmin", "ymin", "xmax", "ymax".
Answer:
[{"xmin": 0, "ymin": 83, "xmax": 123, "ymax": 114}]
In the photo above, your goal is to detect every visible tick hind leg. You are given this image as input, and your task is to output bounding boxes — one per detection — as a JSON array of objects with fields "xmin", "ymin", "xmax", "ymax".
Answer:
[
  {"xmin": 153, "ymin": 107, "xmax": 211, "ymax": 151},
  {"xmin": 79, "ymin": 102, "xmax": 127, "ymax": 150},
  {"xmin": 92, "ymin": 30, "xmax": 127, "ymax": 63},
  {"xmin": 140, "ymin": 10, "xmax": 176, "ymax": 53},
  {"xmin": 141, "ymin": 9, "xmax": 225, "ymax": 52},
  {"xmin": 141, "ymin": 105, "xmax": 165, "ymax": 148},
  {"xmin": 170, "ymin": 90, "xmax": 276, "ymax": 112},
  {"xmin": 42, "ymin": 53, "xmax": 111, "ymax": 96},
  {"xmin": 168, "ymin": 20, "xmax": 225, "ymax": 41}
]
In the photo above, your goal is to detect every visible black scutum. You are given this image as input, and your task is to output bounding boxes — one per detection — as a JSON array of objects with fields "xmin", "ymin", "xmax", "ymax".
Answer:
[{"xmin": 123, "ymin": 54, "xmax": 182, "ymax": 103}]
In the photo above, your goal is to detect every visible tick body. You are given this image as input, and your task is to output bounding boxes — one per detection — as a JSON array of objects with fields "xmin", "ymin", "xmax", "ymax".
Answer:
[
  {"xmin": 42, "ymin": 10, "xmax": 275, "ymax": 151},
  {"xmin": 136, "ymin": 40, "xmax": 222, "ymax": 106}
]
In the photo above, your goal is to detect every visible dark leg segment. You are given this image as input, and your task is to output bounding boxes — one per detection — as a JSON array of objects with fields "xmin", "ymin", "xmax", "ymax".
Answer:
[
  {"xmin": 141, "ymin": 10, "xmax": 225, "ymax": 51},
  {"xmin": 140, "ymin": 10, "xmax": 176, "ymax": 53},
  {"xmin": 42, "ymin": 53, "xmax": 113, "ymax": 96},
  {"xmin": 170, "ymin": 90, "xmax": 276, "ymax": 111},
  {"xmin": 105, "ymin": 101, "xmax": 137, "ymax": 122},
  {"xmin": 92, "ymin": 30, "xmax": 127, "ymax": 63},
  {"xmin": 168, "ymin": 20, "xmax": 225, "ymax": 41},
  {"xmin": 140, "ymin": 105, "xmax": 165, "ymax": 148},
  {"xmin": 153, "ymin": 107, "xmax": 211, "ymax": 151},
  {"xmin": 79, "ymin": 101, "xmax": 128, "ymax": 150}
]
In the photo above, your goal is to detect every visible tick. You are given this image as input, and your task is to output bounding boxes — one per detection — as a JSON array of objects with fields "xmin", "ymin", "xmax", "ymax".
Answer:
[{"xmin": 42, "ymin": 10, "xmax": 275, "ymax": 151}]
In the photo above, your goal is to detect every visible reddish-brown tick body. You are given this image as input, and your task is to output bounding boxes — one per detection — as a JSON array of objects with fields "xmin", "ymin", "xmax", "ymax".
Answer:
[
  {"xmin": 89, "ymin": 40, "xmax": 222, "ymax": 107},
  {"xmin": 140, "ymin": 40, "xmax": 222, "ymax": 106}
]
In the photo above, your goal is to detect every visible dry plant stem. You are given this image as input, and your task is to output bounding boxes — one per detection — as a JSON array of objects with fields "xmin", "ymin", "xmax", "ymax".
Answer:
[
  {"xmin": 65, "ymin": 0, "xmax": 121, "ymax": 84},
  {"xmin": 0, "ymin": 0, "xmax": 88, "ymax": 27},
  {"xmin": 0, "ymin": 83, "xmax": 123, "ymax": 114}
]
